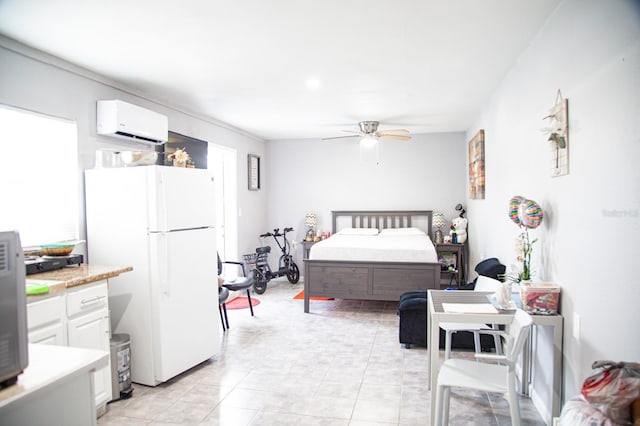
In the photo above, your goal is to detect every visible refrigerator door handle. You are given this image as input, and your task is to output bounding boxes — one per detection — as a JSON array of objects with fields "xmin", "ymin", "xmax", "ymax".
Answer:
[
  {"xmin": 158, "ymin": 233, "xmax": 170, "ymax": 296},
  {"xmin": 159, "ymin": 172, "xmax": 168, "ymax": 232}
]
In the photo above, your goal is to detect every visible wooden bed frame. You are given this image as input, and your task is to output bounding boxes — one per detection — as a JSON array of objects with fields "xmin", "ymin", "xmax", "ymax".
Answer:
[{"xmin": 303, "ymin": 210, "xmax": 441, "ymax": 313}]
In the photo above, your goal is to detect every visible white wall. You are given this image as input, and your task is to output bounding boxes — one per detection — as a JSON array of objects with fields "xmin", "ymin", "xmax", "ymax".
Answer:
[
  {"xmin": 465, "ymin": 0, "xmax": 640, "ymax": 402},
  {"xmin": 0, "ymin": 37, "xmax": 267, "ymax": 257},
  {"xmin": 265, "ymin": 132, "xmax": 466, "ymax": 266}
]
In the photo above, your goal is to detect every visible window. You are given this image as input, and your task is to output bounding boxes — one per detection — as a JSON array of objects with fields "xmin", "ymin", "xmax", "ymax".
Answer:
[{"xmin": 0, "ymin": 105, "xmax": 79, "ymax": 248}]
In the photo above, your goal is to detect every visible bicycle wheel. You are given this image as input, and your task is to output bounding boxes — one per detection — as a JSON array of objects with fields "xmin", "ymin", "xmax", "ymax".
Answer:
[
  {"xmin": 287, "ymin": 262, "xmax": 300, "ymax": 284},
  {"xmin": 253, "ymin": 269, "xmax": 268, "ymax": 294}
]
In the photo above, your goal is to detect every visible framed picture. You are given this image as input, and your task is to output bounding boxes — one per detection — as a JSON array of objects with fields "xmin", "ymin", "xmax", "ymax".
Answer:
[
  {"xmin": 248, "ymin": 154, "xmax": 260, "ymax": 190},
  {"xmin": 468, "ymin": 129, "xmax": 485, "ymax": 199}
]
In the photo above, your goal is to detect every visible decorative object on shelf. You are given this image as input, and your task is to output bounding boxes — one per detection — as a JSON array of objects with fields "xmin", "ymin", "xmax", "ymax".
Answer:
[
  {"xmin": 162, "ymin": 131, "xmax": 208, "ymax": 169},
  {"xmin": 468, "ymin": 129, "xmax": 485, "ymax": 199},
  {"xmin": 167, "ymin": 147, "xmax": 190, "ymax": 167},
  {"xmin": 450, "ymin": 217, "xmax": 468, "ymax": 244},
  {"xmin": 455, "ymin": 203, "xmax": 466, "ymax": 218},
  {"xmin": 432, "ymin": 212, "xmax": 446, "ymax": 244},
  {"xmin": 248, "ymin": 154, "xmax": 260, "ymax": 190},
  {"xmin": 304, "ymin": 213, "xmax": 317, "ymax": 242},
  {"xmin": 541, "ymin": 89, "xmax": 569, "ymax": 177},
  {"xmin": 505, "ymin": 195, "xmax": 544, "ymax": 285},
  {"xmin": 120, "ymin": 150, "xmax": 158, "ymax": 167}
]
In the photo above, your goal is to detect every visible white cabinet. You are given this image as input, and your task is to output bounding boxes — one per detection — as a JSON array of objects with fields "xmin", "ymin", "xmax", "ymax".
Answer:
[
  {"xmin": 28, "ymin": 322, "xmax": 65, "ymax": 345},
  {"xmin": 26, "ymin": 280, "xmax": 112, "ymax": 416},
  {"xmin": 66, "ymin": 281, "xmax": 112, "ymax": 412},
  {"xmin": 27, "ymin": 294, "xmax": 66, "ymax": 346}
]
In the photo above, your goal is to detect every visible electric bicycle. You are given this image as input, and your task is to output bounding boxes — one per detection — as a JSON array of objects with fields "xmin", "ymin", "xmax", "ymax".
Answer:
[{"xmin": 248, "ymin": 227, "xmax": 300, "ymax": 294}]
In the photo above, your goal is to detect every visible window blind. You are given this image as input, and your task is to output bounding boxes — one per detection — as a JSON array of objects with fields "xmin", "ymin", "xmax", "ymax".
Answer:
[{"xmin": 0, "ymin": 105, "xmax": 79, "ymax": 248}]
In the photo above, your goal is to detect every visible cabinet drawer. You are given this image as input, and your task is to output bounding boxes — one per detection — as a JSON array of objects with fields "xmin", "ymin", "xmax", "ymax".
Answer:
[
  {"xmin": 27, "ymin": 295, "xmax": 64, "ymax": 330},
  {"xmin": 67, "ymin": 282, "xmax": 108, "ymax": 317},
  {"xmin": 28, "ymin": 322, "xmax": 65, "ymax": 345}
]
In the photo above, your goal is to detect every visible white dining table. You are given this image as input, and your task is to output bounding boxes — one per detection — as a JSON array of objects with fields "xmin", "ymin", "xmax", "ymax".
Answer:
[{"xmin": 427, "ymin": 290, "xmax": 563, "ymax": 426}]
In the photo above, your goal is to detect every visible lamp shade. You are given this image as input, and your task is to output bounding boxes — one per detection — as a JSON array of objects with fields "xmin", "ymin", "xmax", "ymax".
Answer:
[
  {"xmin": 304, "ymin": 213, "xmax": 317, "ymax": 228},
  {"xmin": 433, "ymin": 212, "xmax": 446, "ymax": 228}
]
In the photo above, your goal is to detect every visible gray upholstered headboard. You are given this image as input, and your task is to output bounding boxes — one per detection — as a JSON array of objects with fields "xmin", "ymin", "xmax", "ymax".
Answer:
[{"xmin": 331, "ymin": 210, "xmax": 433, "ymax": 239}]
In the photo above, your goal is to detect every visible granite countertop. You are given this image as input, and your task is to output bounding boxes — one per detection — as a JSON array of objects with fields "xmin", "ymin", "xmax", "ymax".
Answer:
[{"xmin": 26, "ymin": 264, "xmax": 133, "ymax": 299}]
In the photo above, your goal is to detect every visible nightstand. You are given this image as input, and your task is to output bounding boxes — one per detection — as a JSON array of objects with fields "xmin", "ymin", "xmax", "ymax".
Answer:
[
  {"xmin": 301, "ymin": 240, "xmax": 317, "ymax": 260},
  {"xmin": 435, "ymin": 243, "xmax": 467, "ymax": 287}
]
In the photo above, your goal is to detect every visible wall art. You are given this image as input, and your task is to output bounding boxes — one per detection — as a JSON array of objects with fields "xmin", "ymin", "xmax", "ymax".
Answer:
[
  {"xmin": 248, "ymin": 154, "xmax": 260, "ymax": 190},
  {"xmin": 543, "ymin": 90, "xmax": 569, "ymax": 177},
  {"xmin": 468, "ymin": 129, "xmax": 485, "ymax": 199}
]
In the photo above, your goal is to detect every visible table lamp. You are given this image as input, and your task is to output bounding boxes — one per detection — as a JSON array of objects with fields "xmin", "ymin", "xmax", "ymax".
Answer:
[
  {"xmin": 432, "ymin": 212, "xmax": 445, "ymax": 244},
  {"xmin": 304, "ymin": 213, "xmax": 317, "ymax": 242}
]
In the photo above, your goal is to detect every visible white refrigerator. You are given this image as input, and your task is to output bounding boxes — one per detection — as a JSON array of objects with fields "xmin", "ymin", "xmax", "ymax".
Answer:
[{"xmin": 85, "ymin": 165, "xmax": 219, "ymax": 386}]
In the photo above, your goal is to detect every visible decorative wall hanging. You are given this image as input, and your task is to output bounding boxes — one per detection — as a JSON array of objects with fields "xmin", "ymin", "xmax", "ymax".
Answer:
[
  {"xmin": 542, "ymin": 90, "xmax": 569, "ymax": 177},
  {"xmin": 468, "ymin": 129, "xmax": 485, "ymax": 199},
  {"xmin": 248, "ymin": 154, "xmax": 260, "ymax": 190}
]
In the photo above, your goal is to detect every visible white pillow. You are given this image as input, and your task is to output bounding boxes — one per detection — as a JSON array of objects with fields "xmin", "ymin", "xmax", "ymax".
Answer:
[
  {"xmin": 336, "ymin": 227, "xmax": 379, "ymax": 236},
  {"xmin": 379, "ymin": 227, "xmax": 425, "ymax": 236},
  {"xmin": 474, "ymin": 275, "xmax": 503, "ymax": 292}
]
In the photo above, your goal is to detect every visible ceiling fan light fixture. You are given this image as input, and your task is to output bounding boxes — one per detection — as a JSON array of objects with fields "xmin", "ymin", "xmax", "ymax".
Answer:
[{"xmin": 360, "ymin": 134, "xmax": 378, "ymax": 148}]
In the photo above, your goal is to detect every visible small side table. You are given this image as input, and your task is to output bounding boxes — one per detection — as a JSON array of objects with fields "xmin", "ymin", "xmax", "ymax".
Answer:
[
  {"xmin": 435, "ymin": 243, "xmax": 467, "ymax": 287},
  {"xmin": 301, "ymin": 240, "xmax": 317, "ymax": 260}
]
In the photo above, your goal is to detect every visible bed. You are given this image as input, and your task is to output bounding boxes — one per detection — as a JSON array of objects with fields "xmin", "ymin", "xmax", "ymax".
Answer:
[{"xmin": 302, "ymin": 210, "xmax": 441, "ymax": 313}]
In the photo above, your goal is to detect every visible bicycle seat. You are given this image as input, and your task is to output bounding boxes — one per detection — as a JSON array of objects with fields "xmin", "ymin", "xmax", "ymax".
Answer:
[{"xmin": 256, "ymin": 246, "xmax": 271, "ymax": 254}]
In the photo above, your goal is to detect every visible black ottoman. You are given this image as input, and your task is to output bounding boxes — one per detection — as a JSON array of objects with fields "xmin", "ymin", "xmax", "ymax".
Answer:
[
  {"xmin": 398, "ymin": 295, "xmax": 428, "ymax": 348},
  {"xmin": 398, "ymin": 291, "xmax": 498, "ymax": 351}
]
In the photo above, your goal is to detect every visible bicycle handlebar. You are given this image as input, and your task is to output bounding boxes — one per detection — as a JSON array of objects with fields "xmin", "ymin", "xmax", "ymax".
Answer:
[{"xmin": 260, "ymin": 227, "xmax": 294, "ymax": 238}]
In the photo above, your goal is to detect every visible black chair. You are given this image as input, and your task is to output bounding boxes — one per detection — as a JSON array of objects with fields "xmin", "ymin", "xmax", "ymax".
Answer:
[
  {"xmin": 219, "ymin": 286, "xmax": 230, "ymax": 331},
  {"xmin": 218, "ymin": 253, "xmax": 255, "ymax": 318}
]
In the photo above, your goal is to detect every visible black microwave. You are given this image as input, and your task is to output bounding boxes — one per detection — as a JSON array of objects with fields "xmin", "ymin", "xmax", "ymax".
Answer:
[{"xmin": 0, "ymin": 230, "xmax": 28, "ymax": 388}]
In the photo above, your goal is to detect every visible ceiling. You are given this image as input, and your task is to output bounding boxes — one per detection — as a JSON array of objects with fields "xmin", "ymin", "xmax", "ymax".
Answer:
[{"xmin": 0, "ymin": 0, "xmax": 561, "ymax": 140}]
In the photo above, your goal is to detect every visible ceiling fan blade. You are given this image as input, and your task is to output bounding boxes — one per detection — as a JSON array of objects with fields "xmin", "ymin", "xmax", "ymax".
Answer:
[
  {"xmin": 322, "ymin": 135, "xmax": 360, "ymax": 140},
  {"xmin": 379, "ymin": 134, "xmax": 412, "ymax": 141},
  {"xmin": 378, "ymin": 129, "xmax": 409, "ymax": 134}
]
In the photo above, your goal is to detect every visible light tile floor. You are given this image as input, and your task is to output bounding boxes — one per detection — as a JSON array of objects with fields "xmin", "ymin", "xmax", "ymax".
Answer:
[{"xmin": 99, "ymin": 278, "xmax": 546, "ymax": 425}]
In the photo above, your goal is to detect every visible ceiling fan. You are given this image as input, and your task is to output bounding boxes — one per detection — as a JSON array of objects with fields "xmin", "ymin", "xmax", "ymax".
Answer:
[{"xmin": 322, "ymin": 121, "xmax": 411, "ymax": 146}]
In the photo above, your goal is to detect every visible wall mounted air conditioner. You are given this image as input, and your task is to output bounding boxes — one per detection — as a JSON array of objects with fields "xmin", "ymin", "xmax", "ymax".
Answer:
[{"xmin": 97, "ymin": 100, "xmax": 168, "ymax": 145}]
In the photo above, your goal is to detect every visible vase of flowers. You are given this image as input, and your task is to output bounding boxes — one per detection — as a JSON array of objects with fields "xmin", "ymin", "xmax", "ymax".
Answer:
[
  {"xmin": 505, "ymin": 229, "xmax": 538, "ymax": 285},
  {"xmin": 168, "ymin": 148, "xmax": 190, "ymax": 167}
]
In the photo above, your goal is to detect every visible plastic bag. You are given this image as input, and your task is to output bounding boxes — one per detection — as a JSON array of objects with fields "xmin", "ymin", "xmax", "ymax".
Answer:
[
  {"xmin": 581, "ymin": 360, "xmax": 640, "ymax": 424},
  {"xmin": 559, "ymin": 395, "xmax": 616, "ymax": 426}
]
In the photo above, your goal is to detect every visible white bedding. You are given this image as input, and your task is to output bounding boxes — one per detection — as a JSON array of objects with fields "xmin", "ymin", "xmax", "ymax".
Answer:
[{"xmin": 309, "ymin": 229, "xmax": 438, "ymax": 263}]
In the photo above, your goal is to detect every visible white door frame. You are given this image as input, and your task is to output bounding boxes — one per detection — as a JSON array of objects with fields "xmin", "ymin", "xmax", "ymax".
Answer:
[{"xmin": 208, "ymin": 143, "xmax": 238, "ymax": 262}]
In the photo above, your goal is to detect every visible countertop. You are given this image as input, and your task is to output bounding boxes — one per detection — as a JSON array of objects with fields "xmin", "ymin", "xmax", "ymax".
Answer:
[
  {"xmin": 0, "ymin": 343, "xmax": 109, "ymax": 410},
  {"xmin": 26, "ymin": 264, "xmax": 133, "ymax": 299}
]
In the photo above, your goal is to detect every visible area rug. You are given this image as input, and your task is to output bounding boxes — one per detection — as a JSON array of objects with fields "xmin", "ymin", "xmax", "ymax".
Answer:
[
  {"xmin": 293, "ymin": 290, "xmax": 334, "ymax": 301},
  {"xmin": 225, "ymin": 296, "xmax": 260, "ymax": 310}
]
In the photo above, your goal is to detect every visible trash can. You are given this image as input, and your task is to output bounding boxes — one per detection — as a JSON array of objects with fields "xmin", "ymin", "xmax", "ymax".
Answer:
[{"xmin": 110, "ymin": 333, "xmax": 133, "ymax": 401}]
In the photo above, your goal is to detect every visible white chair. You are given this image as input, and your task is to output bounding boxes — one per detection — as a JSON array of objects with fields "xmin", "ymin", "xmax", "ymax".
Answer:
[
  {"xmin": 440, "ymin": 275, "xmax": 504, "ymax": 359},
  {"xmin": 434, "ymin": 309, "xmax": 533, "ymax": 426}
]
